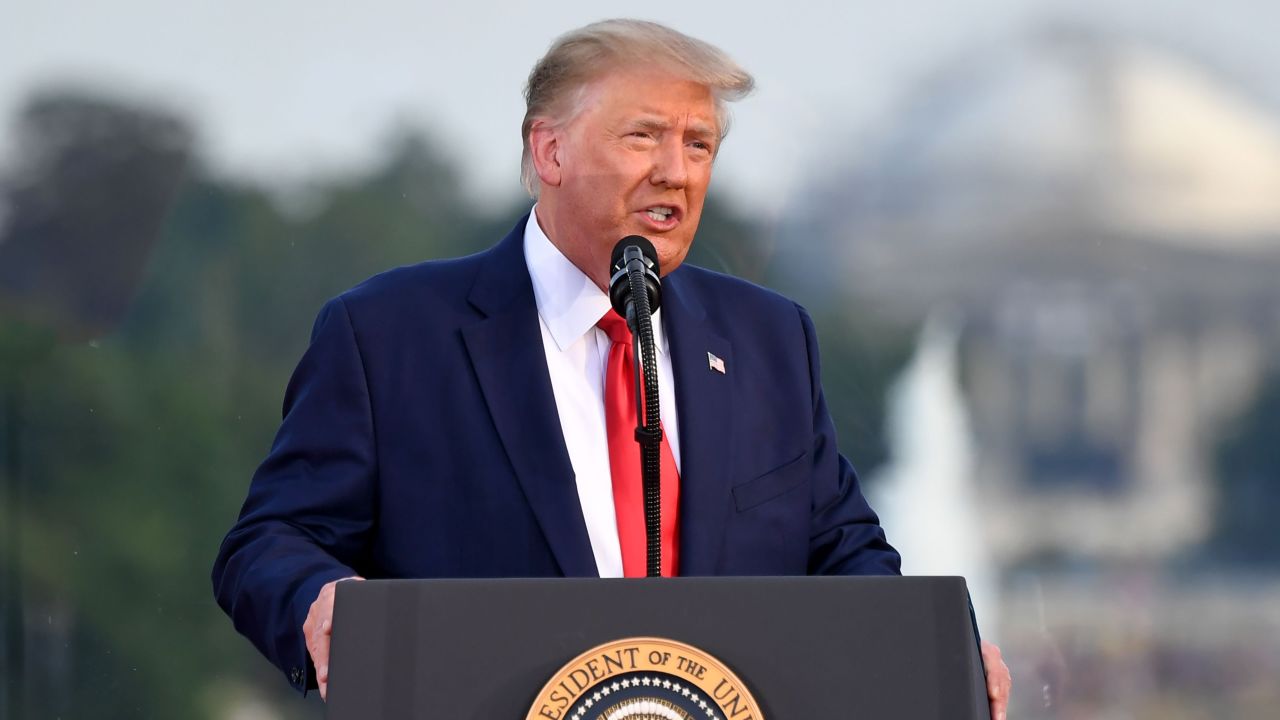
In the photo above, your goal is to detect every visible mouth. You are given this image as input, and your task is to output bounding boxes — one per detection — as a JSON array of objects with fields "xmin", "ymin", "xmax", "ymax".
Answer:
[{"xmin": 638, "ymin": 205, "xmax": 682, "ymax": 231}]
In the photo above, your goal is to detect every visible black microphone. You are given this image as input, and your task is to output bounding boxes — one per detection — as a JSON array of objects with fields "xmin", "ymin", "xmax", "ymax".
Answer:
[
  {"xmin": 608, "ymin": 235, "xmax": 661, "ymax": 322},
  {"xmin": 606, "ymin": 235, "xmax": 664, "ymax": 577}
]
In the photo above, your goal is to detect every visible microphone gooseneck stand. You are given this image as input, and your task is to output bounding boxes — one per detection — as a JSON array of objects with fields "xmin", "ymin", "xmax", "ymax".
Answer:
[{"xmin": 624, "ymin": 265, "xmax": 663, "ymax": 578}]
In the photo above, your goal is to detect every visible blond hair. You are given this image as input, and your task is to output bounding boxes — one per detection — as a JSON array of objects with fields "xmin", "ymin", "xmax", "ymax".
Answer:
[{"xmin": 520, "ymin": 19, "xmax": 755, "ymax": 196}]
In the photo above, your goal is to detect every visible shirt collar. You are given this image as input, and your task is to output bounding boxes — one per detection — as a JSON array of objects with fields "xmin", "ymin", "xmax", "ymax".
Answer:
[{"xmin": 523, "ymin": 207, "xmax": 668, "ymax": 355}]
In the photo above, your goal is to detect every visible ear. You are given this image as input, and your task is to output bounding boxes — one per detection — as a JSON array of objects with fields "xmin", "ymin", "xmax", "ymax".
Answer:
[{"xmin": 528, "ymin": 119, "xmax": 563, "ymax": 188}]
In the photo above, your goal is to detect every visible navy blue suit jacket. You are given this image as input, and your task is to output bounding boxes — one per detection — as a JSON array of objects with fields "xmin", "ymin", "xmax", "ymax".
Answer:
[{"xmin": 212, "ymin": 216, "xmax": 900, "ymax": 692}]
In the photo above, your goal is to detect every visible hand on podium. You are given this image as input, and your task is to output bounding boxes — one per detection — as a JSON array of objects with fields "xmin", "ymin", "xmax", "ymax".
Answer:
[
  {"xmin": 303, "ymin": 576, "xmax": 365, "ymax": 701},
  {"xmin": 982, "ymin": 640, "xmax": 1012, "ymax": 719}
]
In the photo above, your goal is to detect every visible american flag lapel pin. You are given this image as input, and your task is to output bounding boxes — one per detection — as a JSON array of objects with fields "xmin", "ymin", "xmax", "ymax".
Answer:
[{"xmin": 707, "ymin": 351, "xmax": 726, "ymax": 374}]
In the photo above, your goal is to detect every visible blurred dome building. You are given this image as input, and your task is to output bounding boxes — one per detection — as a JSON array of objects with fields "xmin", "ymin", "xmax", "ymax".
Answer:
[{"xmin": 784, "ymin": 25, "xmax": 1280, "ymax": 568}]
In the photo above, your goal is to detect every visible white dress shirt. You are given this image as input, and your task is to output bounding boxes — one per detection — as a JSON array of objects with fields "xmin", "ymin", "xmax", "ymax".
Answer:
[{"xmin": 522, "ymin": 209, "xmax": 682, "ymax": 578}]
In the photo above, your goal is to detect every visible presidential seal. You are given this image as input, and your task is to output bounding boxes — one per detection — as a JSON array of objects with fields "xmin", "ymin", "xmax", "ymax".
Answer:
[{"xmin": 526, "ymin": 637, "xmax": 763, "ymax": 720}]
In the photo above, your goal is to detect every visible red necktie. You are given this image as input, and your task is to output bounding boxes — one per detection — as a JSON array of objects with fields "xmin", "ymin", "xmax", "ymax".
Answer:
[{"xmin": 597, "ymin": 309, "xmax": 680, "ymax": 577}]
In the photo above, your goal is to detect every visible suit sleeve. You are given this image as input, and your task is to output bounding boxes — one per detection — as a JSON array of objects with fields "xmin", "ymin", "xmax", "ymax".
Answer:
[
  {"xmin": 798, "ymin": 304, "xmax": 903, "ymax": 576},
  {"xmin": 211, "ymin": 296, "xmax": 376, "ymax": 694}
]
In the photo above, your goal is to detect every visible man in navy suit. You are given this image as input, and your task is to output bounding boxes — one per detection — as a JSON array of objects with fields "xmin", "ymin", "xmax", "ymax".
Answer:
[{"xmin": 212, "ymin": 18, "xmax": 1010, "ymax": 717}]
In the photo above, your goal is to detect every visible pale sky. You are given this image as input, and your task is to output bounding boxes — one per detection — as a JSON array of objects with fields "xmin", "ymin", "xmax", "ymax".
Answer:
[{"xmin": 3, "ymin": 1, "xmax": 1278, "ymax": 215}]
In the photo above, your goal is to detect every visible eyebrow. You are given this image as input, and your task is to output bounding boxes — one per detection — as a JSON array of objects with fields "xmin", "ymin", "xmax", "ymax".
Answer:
[
  {"xmin": 629, "ymin": 118, "xmax": 672, "ymax": 132},
  {"xmin": 627, "ymin": 117, "xmax": 719, "ymax": 142},
  {"xmin": 686, "ymin": 121, "xmax": 718, "ymax": 142}
]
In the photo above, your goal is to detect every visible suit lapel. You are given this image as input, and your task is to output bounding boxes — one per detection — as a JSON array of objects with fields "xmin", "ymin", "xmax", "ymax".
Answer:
[
  {"xmin": 664, "ymin": 271, "xmax": 735, "ymax": 575},
  {"xmin": 461, "ymin": 219, "xmax": 597, "ymax": 577}
]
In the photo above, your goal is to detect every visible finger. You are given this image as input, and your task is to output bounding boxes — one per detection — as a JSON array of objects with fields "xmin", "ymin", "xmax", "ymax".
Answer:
[
  {"xmin": 987, "ymin": 673, "xmax": 1009, "ymax": 720},
  {"xmin": 988, "ymin": 653, "xmax": 1008, "ymax": 686},
  {"xmin": 979, "ymin": 642, "xmax": 1011, "ymax": 720},
  {"xmin": 302, "ymin": 591, "xmax": 327, "ymax": 642},
  {"xmin": 307, "ymin": 578, "xmax": 360, "ymax": 702},
  {"xmin": 310, "ymin": 619, "xmax": 332, "ymax": 670},
  {"xmin": 987, "ymin": 662, "xmax": 1011, "ymax": 697},
  {"xmin": 988, "ymin": 666, "xmax": 1009, "ymax": 696},
  {"xmin": 315, "ymin": 628, "xmax": 331, "ymax": 701}
]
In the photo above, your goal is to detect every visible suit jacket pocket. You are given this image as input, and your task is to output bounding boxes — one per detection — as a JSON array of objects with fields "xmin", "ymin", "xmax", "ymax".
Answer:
[{"xmin": 732, "ymin": 451, "xmax": 809, "ymax": 512}]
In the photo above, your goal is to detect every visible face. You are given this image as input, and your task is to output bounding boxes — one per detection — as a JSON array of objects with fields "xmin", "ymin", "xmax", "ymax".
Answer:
[{"xmin": 531, "ymin": 69, "xmax": 719, "ymax": 290}]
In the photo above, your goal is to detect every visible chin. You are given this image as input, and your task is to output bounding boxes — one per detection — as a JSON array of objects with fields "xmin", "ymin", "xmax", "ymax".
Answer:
[{"xmin": 654, "ymin": 244, "xmax": 691, "ymax": 276}]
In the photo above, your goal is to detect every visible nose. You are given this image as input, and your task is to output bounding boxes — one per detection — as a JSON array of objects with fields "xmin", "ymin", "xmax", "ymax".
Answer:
[{"xmin": 649, "ymin": 136, "xmax": 688, "ymax": 189}]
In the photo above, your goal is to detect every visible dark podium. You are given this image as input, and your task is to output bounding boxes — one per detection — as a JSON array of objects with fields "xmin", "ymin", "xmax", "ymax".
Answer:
[{"xmin": 327, "ymin": 576, "xmax": 989, "ymax": 719}]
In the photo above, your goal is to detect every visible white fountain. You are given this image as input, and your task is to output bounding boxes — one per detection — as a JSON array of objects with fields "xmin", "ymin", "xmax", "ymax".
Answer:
[{"xmin": 870, "ymin": 310, "xmax": 1000, "ymax": 641}]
